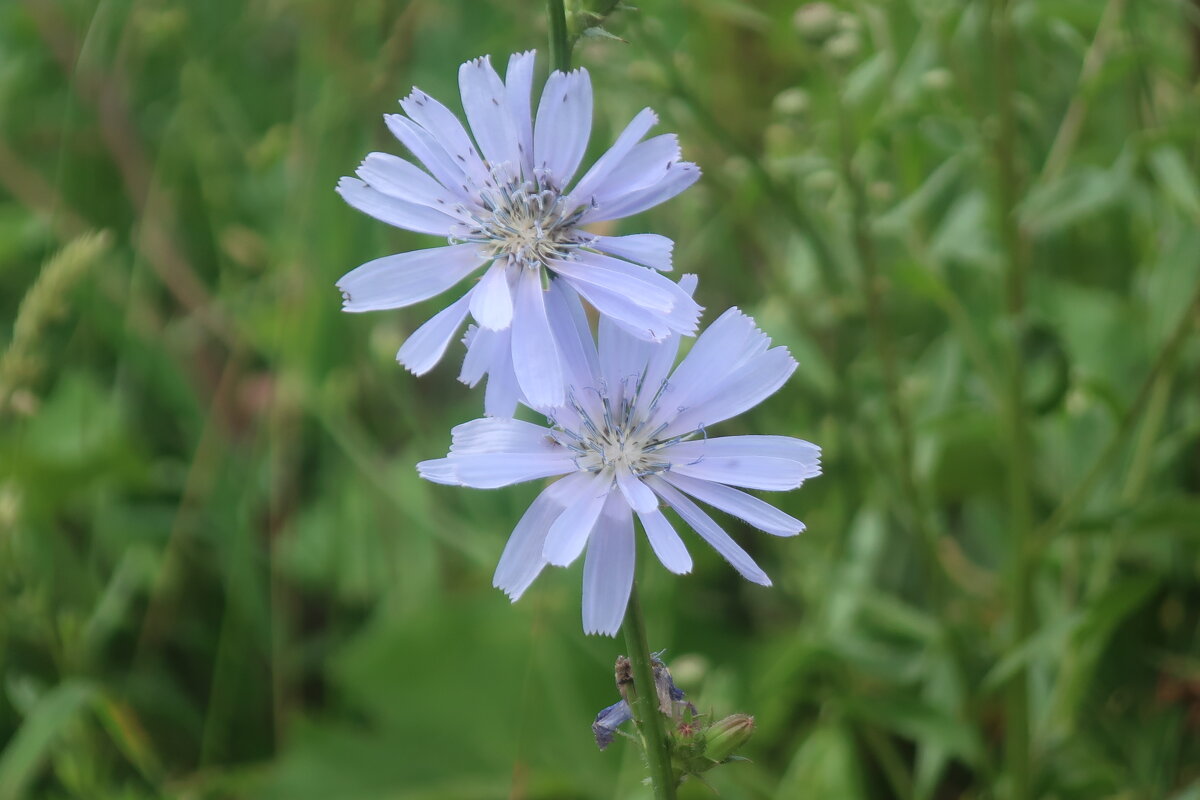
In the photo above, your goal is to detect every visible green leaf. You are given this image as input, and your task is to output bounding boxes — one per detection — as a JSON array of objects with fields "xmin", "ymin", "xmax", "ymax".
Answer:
[
  {"xmin": 1047, "ymin": 575, "xmax": 1161, "ymax": 734},
  {"xmin": 874, "ymin": 156, "xmax": 963, "ymax": 236},
  {"xmin": 857, "ymin": 591, "xmax": 942, "ymax": 644},
  {"xmin": 929, "ymin": 190, "xmax": 1000, "ymax": 269},
  {"xmin": 1147, "ymin": 145, "xmax": 1200, "ymax": 221},
  {"xmin": 775, "ymin": 723, "xmax": 866, "ymax": 800},
  {"xmin": 843, "ymin": 694, "xmax": 984, "ymax": 765},
  {"xmin": 1018, "ymin": 149, "xmax": 1134, "ymax": 234},
  {"xmin": 843, "ymin": 52, "xmax": 892, "ymax": 109},
  {"xmin": 580, "ymin": 26, "xmax": 626, "ymax": 43},
  {"xmin": 0, "ymin": 680, "xmax": 97, "ymax": 800}
]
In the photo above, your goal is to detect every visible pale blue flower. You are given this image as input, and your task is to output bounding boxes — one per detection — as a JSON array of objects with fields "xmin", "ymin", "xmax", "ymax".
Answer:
[
  {"xmin": 418, "ymin": 281, "xmax": 821, "ymax": 635},
  {"xmin": 337, "ymin": 51, "xmax": 702, "ymax": 412}
]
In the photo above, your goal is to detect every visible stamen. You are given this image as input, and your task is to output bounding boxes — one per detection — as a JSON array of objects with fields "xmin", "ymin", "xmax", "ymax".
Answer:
[
  {"xmin": 553, "ymin": 376, "xmax": 707, "ymax": 485},
  {"xmin": 449, "ymin": 167, "xmax": 588, "ymax": 271}
]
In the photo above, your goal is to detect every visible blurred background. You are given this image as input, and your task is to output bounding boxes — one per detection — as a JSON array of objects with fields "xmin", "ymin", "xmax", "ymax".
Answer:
[{"xmin": 1, "ymin": 0, "xmax": 1199, "ymax": 797}]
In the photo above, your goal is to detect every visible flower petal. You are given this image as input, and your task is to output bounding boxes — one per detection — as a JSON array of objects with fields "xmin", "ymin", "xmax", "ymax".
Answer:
[
  {"xmin": 419, "ymin": 452, "xmax": 573, "ymax": 489},
  {"xmin": 667, "ymin": 434, "xmax": 816, "ymax": 491},
  {"xmin": 506, "ymin": 51, "xmax": 537, "ymax": 176},
  {"xmin": 336, "ymin": 243, "xmax": 486, "ymax": 312},
  {"xmin": 595, "ymin": 256, "xmax": 700, "ymax": 335},
  {"xmin": 543, "ymin": 471, "xmax": 611, "ymax": 567},
  {"xmin": 396, "ymin": 290, "xmax": 473, "ymax": 375},
  {"xmin": 545, "ymin": 278, "xmax": 602, "ymax": 398},
  {"xmin": 483, "ymin": 350, "xmax": 521, "ymax": 418},
  {"xmin": 667, "ymin": 455, "xmax": 809, "ymax": 491},
  {"xmin": 416, "ymin": 459, "xmax": 458, "ymax": 485},
  {"xmin": 456, "ymin": 55, "xmax": 518, "ymax": 173},
  {"xmin": 336, "ymin": 176, "xmax": 459, "ymax": 236},
  {"xmin": 591, "ymin": 234, "xmax": 674, "ymax": 271},
  {"xmin": 356, "ymin": 153, "xmax": 470, "ymax": 219},
  {"xmin": 460, "ymin": 324, "xmax": 499, "ymax": 387},
  {"xmin": 511, "ymin": 268, "xmax": 565, "ymax": 409},
  {"xmin": 651, "ymin": 308, "xmax": 771, "ymax": 425},
  {"xmin": 629, "ymin": 274, "xmax": 697, "ymax": 416},
  {"xmin": 660, "ymin": 472, "xmax": 805, "ymax": 537},
  {"xmin": 587, "ymin": 134, "xmax": 681, "ymax": 207},
  {"xmin": 664, "ymin": 347, "xmax": 797, "ymax": 437},
  {"xmin": 469, "ymin": 260, "xmax": 514, "ymax": 330},
  {"xmin": 598, "ymin": 315, "xmax": 651, "ymax": 409},
  {"xmin": 583, "ymin": 161, "xmax": 701, "ymax": 223},
  {"xmin": 399, "ymin": 88, "xmax": 489, "ymax": 188},
  {"xmin": 460, "ymin": 325, "xmax": 522, "ymax": 416},
  {"xmin": 447, "ymin": 416, "xmax": 556, "ymax": 455},
  {"xmin": 565, "ymin": 279, "xmax": 673, "ymax": 342},
  {"xmin": 616, "ymin": 469, "xmax": 658, "ymax": 514},
  {"xmin": 670, "ymin": 434, "xmax": 822, "ymax": 468},
  {"xmin": 459, "ymin": 55, "xmax": 521, "ymax": 171},
  {"xmin": 533, "ymin": 69, "xmax": 592, "ymax": 188},
  {"xmin": 384, "ymin": 114, "xmax": 476, "ymax": 203},
  {"xmin": 645, "ymin": 475, "xmax": 771, "ymax": 586},
  {"xmin": 582, "ymin": 494, "xmax": 636, "ymax": 636},
  {"xmin": 493, "ymin": 477, "xmax": 577, "ymax": 601},
  {"xmin": 637, "ymin": 508, "xmax": 692, "ymax": 574},
  {"xmin": 550, "ymin": 252, "xmax": 674, "ymax": 312},
  {"xmin": 570, "ymin": 107, "xmax": 657, "ymax": 202}
]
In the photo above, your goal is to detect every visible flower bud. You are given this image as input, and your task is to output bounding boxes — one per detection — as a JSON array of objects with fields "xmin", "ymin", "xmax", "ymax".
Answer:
[
  {"xmin": 921, "ymin": 67, "xmax": 953, "ymax": 93},
  {"xmin": 702, "ymin": 714, "xmax": 756, "ymax": 763},
  {"xmin": 804, "ymin": 169, "xmax": 839, "ymax": 193},
  {"xmin": 824, "ymin": 30, "xmax": 862, "ymax": 62},
  {"xmin": 792, "ymin": 3, "xmax": 838, "ymax": 42},
  {"xmin": 773, "ymin": 87, "xmax": 811, "ymax": 117}
]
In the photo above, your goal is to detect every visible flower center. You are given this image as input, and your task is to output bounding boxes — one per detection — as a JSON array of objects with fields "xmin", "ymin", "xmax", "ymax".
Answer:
[
  {"xmin": 552, "ymin": 378, "xmax": 700, "ymax": 479},
  {"xmin": 455, "ymin": 170, "xmax": 588, "ymax": 270}
]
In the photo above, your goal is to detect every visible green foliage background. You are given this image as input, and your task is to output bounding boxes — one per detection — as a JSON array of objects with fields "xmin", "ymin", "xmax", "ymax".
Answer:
[{"xmin": 1, "ymin": 0, "xmax": 1198, "ymax": 798}]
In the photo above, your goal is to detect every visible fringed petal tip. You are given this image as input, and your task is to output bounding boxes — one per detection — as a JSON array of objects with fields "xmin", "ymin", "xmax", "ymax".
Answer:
[
  {"xmin": 492, "ymin": 582, "xmax": 525, "ymax": 603},
  {"xmin": 583, "ymin": 624, "xmax": 621, "ymax": 637},
  {"xmin": 549, "ymin": 65, "xmax": 591, "ymax": 80},
  {"xmin": 400, "ymin": 87, "xmax": 431, "ymax": 108}
]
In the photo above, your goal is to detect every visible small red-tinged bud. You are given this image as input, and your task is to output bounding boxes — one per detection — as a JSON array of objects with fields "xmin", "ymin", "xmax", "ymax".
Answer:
[{"xmin": 702, "ymin": 714, "xmax": 755, "ymax": 764}]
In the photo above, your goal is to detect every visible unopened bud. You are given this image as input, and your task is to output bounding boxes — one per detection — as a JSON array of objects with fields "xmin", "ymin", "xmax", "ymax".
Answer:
[
  {"xmin": 868, "ymin": 181, "xmax": 894, "ymax": 203},
  {"xmin": 921, "ymin": 67, "xmax": 953, "ymax": 92},
  {"xmin": 804, "ymin": 169, "xmax": 839, "ymax": 193},
  {"xmin": 824, "ymin": 30, "xmax": 862, "ymax": 62},
  {"xmin": 773, "ymin": 87, "xmax": 811, "ymax": 117},
  {"xmin": 703, "ymin": 714, "xmax": 756, "ymax": 763},
  {"xmin": 792, "ymin": 3, "xmax": 838, "ymax": 42}
]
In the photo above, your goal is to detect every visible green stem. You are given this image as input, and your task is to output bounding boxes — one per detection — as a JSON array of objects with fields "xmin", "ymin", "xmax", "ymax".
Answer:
[
  {"xmin": 622, "ymin": 582, "xmax": 676, "ymax": 799},
  {"xmin": 546, "ymin": 0, "xmax": 572, "ymax": 72},
  {"xmin": 990, "ymin": 0, "xmax": 1033, "ymax": 795}
]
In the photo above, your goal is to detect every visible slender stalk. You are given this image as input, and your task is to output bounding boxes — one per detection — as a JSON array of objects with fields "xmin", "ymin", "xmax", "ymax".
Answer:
[
  {"xmin": 990, "ymin": 0, "xmax": 1033, "ymax": 795},
  {"xmin": 622, "ymin": 582, "xmax": 676, "ymax": 799},
  {"xmin": 547, "ymin": 0, "xmax": 571, "ymax": 73},
  {"xmin": 1040, "ymin": 0, "xmax": 1124, "ymax": 181}
]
